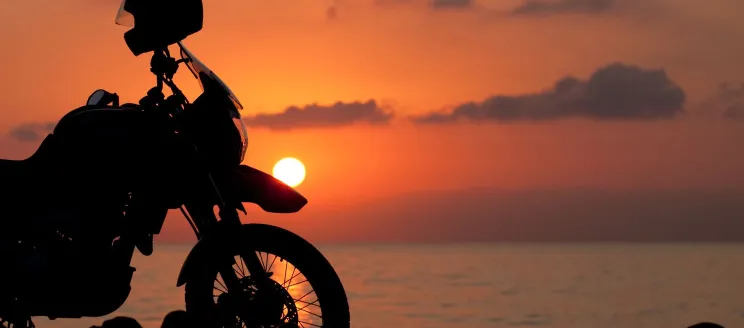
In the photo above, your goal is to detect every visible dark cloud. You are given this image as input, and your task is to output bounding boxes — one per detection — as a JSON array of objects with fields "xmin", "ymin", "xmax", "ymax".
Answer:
[
  {"xmin": 326, "ymin": 6, "xmax": 338, "ymax": 20},
  {"xmin": 724, "ymin": 104, "xmax": 744, "ymax": 120},
  {"xmin": 431, "ymin": 0, "xmax": 473, "ymax": 9},
  {"xmin": 413, "ymin": 62, "xmax": 686, "ymax": 124},
  {"xmin": 512, "ymin": 0, "xmax": 615, "ymax": 15},
  {"xmin": 9, "ymin": 122, "xmax": 55, "ymax": 142},
  {"xmin": 243, "ymin": 100, "xmax": 393, "ymax": 130},
  {"xmin": 373, "ymin": 0, "xmax": 412, "ymax": 5},
  {"xmin": 372, "ymin": 0, "xmax": 474, "ymax": 10}
]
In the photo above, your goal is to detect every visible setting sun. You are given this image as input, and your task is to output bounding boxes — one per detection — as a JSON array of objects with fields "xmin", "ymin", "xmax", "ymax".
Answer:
[{"xmin": 272, "ymin": 157, "xmax": 306, "ymax": 188}]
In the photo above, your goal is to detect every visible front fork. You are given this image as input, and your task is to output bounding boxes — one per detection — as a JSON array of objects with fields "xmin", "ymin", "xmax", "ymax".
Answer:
[
  {"xmin": 195, "ymin": 168, "xmax": 269, "ymax": 299},
  {"xmin": 215, "ymin": 208, "xmax": 266, "ymax": 292},
  {"xmin": 183, "ymin": 166, "xmax": 278, "ymax": 327},
  {"xmin": 213, "ymin": 208, "xmax": 276, "ymax": 328}
]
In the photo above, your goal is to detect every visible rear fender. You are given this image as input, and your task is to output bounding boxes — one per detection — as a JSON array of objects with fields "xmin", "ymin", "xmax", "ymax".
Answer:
[{"xmin": 229, "ymin": 165, "xmax": 307, "ymax": 213}]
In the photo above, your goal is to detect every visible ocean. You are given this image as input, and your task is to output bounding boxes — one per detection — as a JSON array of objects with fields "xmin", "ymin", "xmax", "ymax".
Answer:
[{"xmin": 34, "ymin": 243, "xmax": 744, "ymax": 328}]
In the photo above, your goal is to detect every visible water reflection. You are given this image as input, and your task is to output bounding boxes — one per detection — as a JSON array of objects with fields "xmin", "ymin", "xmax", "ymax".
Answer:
[{"xmin": 34, "ymin": 244, "xmax": 744, "ymax": 328}]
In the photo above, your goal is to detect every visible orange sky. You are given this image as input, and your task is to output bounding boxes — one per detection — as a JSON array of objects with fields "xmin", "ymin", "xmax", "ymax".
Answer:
[{"xmin": 1, "ymin": 0, "xmax": 744, "ymax": 242}]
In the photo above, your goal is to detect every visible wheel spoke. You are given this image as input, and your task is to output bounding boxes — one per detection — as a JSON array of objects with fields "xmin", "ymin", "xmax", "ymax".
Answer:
[
  {"xmin": 286, "ymin": 279, "xmax": 308, "ymax": 289},
  {"xmin": 267, "ymin": 254, "xmax": 279, "ymax": 273},
  {"xmin": 215, "ymin": 276, "xmax": 228, "ymax": 291},
  {"xmin": 264, "ymin": 252, "xmax": 270, "ymax": 271},
  {"xmin": 296, "ymin": 302, "xmax": 321, "ymax": 317},
  {"xmin": 284, "ymin": 267, "xmax": 297, "ymax": 287},
  {"xmin": 214, "ymin": 285, "xmax": 227, "ymax": 294},
  {"xmin": 283, "ymin": 269, "xmax": 301, "ymax": 287},
  {"xmin": 256, "ymin": 251, "xmax": 266, "ymax": 269},
  {"xmin": 283, "ymin": 261, "xmax": 288, "ymax": 285},
  {"xmin": 241, "ymin": 256, "xmax": 249, "ymax": 276},
  {"xmin": 294, "ymin": 298, "xmax": 319, "ymax": 307},
  {"xmin": 294, "ymin": 290, "xmax": 315, "ymax": 302},
  {"xmin": 234, "ymin": 267, "xmax": 245, "ymax": 279},
  {"xmin": 236, "ymin": 256, "xmax": 246, "ymax": 277},
  {"xmin": 298, "ymin": 320, "xmax": 321, "ymax": 327},
  {"xmin": 299, "ymin": 308, "xmax": 323, "ymax": 320}
]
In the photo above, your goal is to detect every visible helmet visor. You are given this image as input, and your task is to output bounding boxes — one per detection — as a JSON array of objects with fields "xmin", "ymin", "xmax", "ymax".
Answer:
[{"xmin": 115, "ymin": 0, "xmax": 134, "ymax": 27}]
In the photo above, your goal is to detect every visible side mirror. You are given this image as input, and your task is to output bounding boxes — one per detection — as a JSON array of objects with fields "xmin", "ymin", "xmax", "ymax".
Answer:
[{"xmin": 87, "ymin": 89, "xmax": 120, "ymax": 107}]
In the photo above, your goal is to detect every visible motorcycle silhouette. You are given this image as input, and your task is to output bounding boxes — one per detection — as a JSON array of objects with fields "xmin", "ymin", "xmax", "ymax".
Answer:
[{"xmin": 0, "ymin": 0, "xmax": 350, "ymax": 327}]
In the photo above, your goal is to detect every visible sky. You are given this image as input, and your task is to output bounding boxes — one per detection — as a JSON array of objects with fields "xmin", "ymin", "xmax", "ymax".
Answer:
[{"xmin": 0, "ymin": 0, "xmax": 743, "ymax": 243}]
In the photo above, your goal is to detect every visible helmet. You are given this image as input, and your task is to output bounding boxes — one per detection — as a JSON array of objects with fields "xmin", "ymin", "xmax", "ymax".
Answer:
[{"xmin": 115, "ymin": 0, "xmax": 204, "ymax": 56}]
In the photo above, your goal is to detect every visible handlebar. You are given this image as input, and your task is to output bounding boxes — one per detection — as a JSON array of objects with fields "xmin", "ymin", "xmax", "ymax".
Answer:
[{"xmin": 139, "ymin": 48, "xmax": 190, "ymax": 115}]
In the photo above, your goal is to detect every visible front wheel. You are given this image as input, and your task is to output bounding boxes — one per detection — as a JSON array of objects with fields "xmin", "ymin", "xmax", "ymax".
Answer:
[{"xmin": 185, "ymin": 224, "xmax": 350, "ymax": 328}]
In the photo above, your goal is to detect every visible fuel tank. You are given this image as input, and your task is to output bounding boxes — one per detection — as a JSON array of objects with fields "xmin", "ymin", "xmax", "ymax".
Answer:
[
  {"xmin": 46, "ymin": 105, "xmax": 188, "ymax": 210},
  {"xmin": 51, "ymin": 105, "xmax": 169, "ymax": 192}
]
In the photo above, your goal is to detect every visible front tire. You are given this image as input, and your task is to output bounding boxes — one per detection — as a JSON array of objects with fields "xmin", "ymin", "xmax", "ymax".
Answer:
[{"xmin": 185, "ymin": 224, "xmax": 350, "ymax": 328}]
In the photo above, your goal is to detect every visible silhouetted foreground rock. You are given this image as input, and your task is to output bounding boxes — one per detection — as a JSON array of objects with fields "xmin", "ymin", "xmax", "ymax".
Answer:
[
  {"xmin": 90, "ymin": 317, "xmax": 142, "ymax": 328},
  {"xmin": 90, "ymin": 313, "xmax": 724, "ymax": 328},
  {"xmin": 161, "ymin": 311, "xmax": 192, "ymax": 328},
  {"xmin": 90, "ymin": 311, "xmax": 193, "ymax": 328},
  {"xmin": 689, "ymin": 322, "xmax": 725, "ymax": 328}
]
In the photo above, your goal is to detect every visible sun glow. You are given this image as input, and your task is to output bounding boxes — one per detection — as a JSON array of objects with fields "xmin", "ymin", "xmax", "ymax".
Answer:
[{"xmin": 272, "ymin": 157, "xmax": 306, "ymax": 188}]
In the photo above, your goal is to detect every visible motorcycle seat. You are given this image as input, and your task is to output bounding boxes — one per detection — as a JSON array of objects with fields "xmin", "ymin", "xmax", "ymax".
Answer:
[
  {"xmin": 0, "ymin": 158, "xmax": 30, "ymax": 179},
  {"xmin": 0, "ymin": 134, "xmax": 55, "ymax": 196}
]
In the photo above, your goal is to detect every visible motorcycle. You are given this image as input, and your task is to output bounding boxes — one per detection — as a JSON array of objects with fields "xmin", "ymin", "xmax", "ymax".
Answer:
[{"xmin": 0, "ymin": 0, "xmax": 350, "ymax": 327}]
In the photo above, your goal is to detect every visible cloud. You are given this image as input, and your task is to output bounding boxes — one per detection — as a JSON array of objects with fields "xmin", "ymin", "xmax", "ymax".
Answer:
[
  {"xmin": 9, "ymin": 122, "xmax": 55, "ymax": 142},
  {"xmin": 373, "ymin": 0, "xmax": 414, "ymax": 5},
  {"xmin": 512, "ymin": 0, "xmax": 615, "ymax": 15},
  {"xmin": 243, "ymin": 100, "xmax": 393, "ymax": 130},
  {"xmin": 431, "ymin": 0, "xmax": 473, "ymax": 9},
  {"xmin": 699, "ymin": 82, "xmax": 744, "ymax": 120},
  {"xmin": 413, "ymin": 62, "xmax": 686, "ymax": 123},
  {"xmin": 326, "ymin": 6, "xmax": 338, "ymax": 20},
  {"xmin": 372, "ymin": 0, "xmax": 474, "ymax": 10},
  {"xmin": 724, "ymin": 104, "xmax": 744, "ymax": 120}
]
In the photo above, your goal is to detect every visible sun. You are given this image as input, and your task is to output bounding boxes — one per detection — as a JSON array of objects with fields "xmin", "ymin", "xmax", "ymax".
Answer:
[{"xmin": 272, "ymin": 157, "xmax": 306, "ymax": 188}]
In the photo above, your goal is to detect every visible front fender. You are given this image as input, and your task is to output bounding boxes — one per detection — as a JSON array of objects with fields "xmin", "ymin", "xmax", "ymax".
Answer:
[
  {"xmin": 177, "ymin": 166, "xmax": 307, "ymax": 286},
  {"xmin": 230, "ymin": 165, "xmax": 307, "ymax": 213}
]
